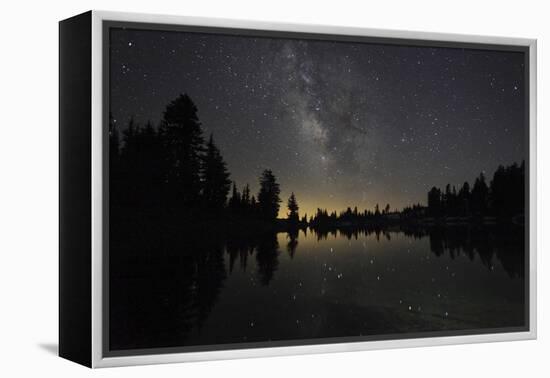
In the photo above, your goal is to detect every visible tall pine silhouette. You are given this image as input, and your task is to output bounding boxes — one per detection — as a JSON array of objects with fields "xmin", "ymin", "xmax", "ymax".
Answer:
[
  {"xmin": 471, "ymin": 173, "xmax": 489, "ymax": 215},
  {"xmin": 258, "ymin": 169, "xmax": 281, "ymax": 221},
  {"xmin": 202, "ymin": 134, "xmax": 231, "ymax": 212},
  {"xmin": 160, "ymin": 94, "xmax": 204, "ymax": 209},
  {"xmin": 287, "ymin": 192, "xmax": 299, "ymax": 224}
]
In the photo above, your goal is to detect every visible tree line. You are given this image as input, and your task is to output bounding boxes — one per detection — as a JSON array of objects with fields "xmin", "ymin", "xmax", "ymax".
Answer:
[
  {"xmin": 110, "ymin": 93, "xmax": 289, "ymax": 224},
  {"xmin": 426, "ymin": 161, "xmax": 525, "ymax": 218},
  {"xmin": 308, "ymin": 203, "xmax": 392, "ymax": 228},
  {"xmin": 110, "ymin": 93, "xmax": 525, "ymax": 228},
  {"xmin": 305, "ymin": 160, "xmax": 525, "ymax": 228}
]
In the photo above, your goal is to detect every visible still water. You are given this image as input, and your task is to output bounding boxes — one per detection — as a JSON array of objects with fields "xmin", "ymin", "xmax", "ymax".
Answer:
[{"xmin": 109, "ymin": 226, "xmax": 526, "ymax": 351}]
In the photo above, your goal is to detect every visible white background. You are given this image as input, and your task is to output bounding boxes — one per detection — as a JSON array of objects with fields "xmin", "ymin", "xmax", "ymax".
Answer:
[{"xmin": 0, "ymin": 0, "xmax": 547, "ymax": 376}]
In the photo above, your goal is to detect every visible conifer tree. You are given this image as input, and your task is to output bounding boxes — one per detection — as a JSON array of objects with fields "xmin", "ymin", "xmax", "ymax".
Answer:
[
  {"xmin": 287, "ymin": 192, "xmax": 299, "ymax": 224},
  {"xmin": 202, "ymin": 134, "xmax": 231, "ymax": 211},
  {"xmin": 257, "ymin": 169, "xmax": 281, "ymax": 221},
  {"xmin": 228, "ymin": 182, "xmax": 241, "ymax": 212},
  {"xmin": 471, "ymin": 173, "xmax": 489, "ymax": 215},
  {"xmin": 160, "ymin": 94, "xmax": 204, "ymax": 207}
]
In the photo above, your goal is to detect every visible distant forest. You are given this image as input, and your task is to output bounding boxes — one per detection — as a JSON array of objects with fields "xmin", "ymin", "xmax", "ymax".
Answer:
[
  {"xmin": 110, "ymin": 93, "xmax": 525, "ymax": 229},
  {"xmin": 309, "ymin": 160, "xmax": 524, "ymax": 228}
]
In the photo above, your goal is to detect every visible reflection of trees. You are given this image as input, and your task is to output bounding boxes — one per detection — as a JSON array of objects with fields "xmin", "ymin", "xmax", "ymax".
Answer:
[
  {"xmin": 495, "ymin": 242, "xmax": 525, "ymax": 279},
  {"xmin": 287, "ymin": 228, "xmax": 299, "ymax": 258},
  {"xmin": 256, "ymin": 233, "xmax": 280, "ymax": 285},
  {"xmin": 226, "ymin": 236, "xmax": 254, "ymax": 274},
  {"xmin": 110, "ymin": 218, "xmax": 524, "ymax": 351},
  {"xmin": 109, "ymin": 221, "xmax": 229, "ymax": 350},
  {"xmin": 429, "ymin": 231, "xmax": 444, "ymax": 257},
  {"xmin": 425, "ymin": 226, "xmax": 524, "ymax": 278},
  {"xmin": 223, "ymin": 231, "xmax": 283, "ymax": 284},
  {"xmin": 194, "ymin": 245, "xmax": 227, "ymax": 329},
  {"xmin": 307, "ymin": 224, "xmax": 524, "ymax": 279}
]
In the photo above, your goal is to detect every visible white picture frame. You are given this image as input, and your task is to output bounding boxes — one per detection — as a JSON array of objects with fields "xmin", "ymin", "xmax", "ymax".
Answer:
[{"xmin": 59, "ymin": 10, "xmax": 537, "ymax": 368}]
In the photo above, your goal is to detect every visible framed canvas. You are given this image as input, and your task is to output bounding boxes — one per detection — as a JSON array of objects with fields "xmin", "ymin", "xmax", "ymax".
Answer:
[{"xmin": 59, "ymin": 10, "xmax": 537, "ymax": 368}]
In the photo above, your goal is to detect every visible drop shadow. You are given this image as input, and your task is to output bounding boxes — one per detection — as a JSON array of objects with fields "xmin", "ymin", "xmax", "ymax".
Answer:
[{"xmin": 37, "ymin": 343, "xmax": 58, "ymax": 356}]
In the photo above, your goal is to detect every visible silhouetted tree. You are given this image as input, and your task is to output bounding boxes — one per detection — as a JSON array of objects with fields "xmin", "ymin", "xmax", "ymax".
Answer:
[
  {"xmin": 287, "ymin": 192, "xmax": 300, "ymax": 224},
  {"xmin": 401, "ymin": 203, "xmax": 426, "ymax": 219},
  {"xmin": 341, "ymin": 207, "xmax": 353, "ymax": 221},
  {"xmin": 452, "ymin": 186, "xmax": 458, "ymax": 213},
  {"xmin": 443, "ymin": 184, "xmax": 453, "ymax": 214},
  {"xmin": 428, "ymin": 187, "xmax": 442, "ymax": 217},
  {"xmin": 118, "ymin": 118, "xmax": 165, "ymax": 208},
  {"xmin": 242, "ymin": 184, "xmax": 251, "ymax": 207},
  {"xmin": 250, "ymin": 195, "xmax": 258, "ymax": 215},
  {"xmin": 202, "ymin": 134, "xmax": 231, "ymax": 212},
  {"xmin": 142, "ymin": 121, "xmax": 166, "ymax": 199},
  {"xmin": 257, "ymin": 169, "xmax": 281, "ymax": 221},
  {"xmin": 159, "ymin": 94, "xmax": 204, "ymax": 208},
  {"xmin": 490, "ymin": 162, "xmax": 525, "ymax": 217},
  {"xmin": 471, "ymin": 173, "xmax": 489, "ymax": 215},
  {"xmin": 458, "ymin": 181, "xmax": 471, "ymax": 216},
  {"xmin": 228, "ymin": 182, "xmax": 241, "ymax": 212}
]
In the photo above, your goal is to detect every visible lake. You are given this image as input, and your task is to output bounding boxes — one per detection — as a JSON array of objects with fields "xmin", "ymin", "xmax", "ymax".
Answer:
[{"xmin": 109, "ymin": 225, "xmax": 526, "ymax": 352}]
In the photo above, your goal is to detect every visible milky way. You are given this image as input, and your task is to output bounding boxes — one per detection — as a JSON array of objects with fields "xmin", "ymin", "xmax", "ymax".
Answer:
[{"xmin": 109, "ymin": 26, "xmax": 526, "ymax": 218}]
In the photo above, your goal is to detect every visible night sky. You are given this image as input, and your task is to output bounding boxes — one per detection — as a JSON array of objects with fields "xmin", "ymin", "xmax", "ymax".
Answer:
[{"xmin": 109, "ymin": 27, "xmax": 526, "ymax": 218}]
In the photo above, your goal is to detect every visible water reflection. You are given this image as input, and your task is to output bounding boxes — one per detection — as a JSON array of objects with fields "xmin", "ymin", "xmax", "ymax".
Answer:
[
  {"xmin": 286, "ymin": 228, "xmax": 299, "ymax": 259},
  {"xmin": 110, "ymin": 224, "xmax": 525, "ymax": 351}
]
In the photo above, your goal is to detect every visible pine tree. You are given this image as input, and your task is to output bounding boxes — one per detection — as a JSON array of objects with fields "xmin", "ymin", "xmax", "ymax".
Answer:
[
  {"xmin": 141, "ymin": 121, "xmax": 165, "ymax": 207},
  {"xmin": 257, "ymin": 169, "xmax": 281, "ymax": 221},
  {"xmin": 242, "ymin": 184, "xmax": 251, "ymax": 207},
  {"xmin": 118, "ymin": 119, "xmax": 166, "ymax": 208},
  {"xmin": 428, "ymin": 187, "xmax": 442, "ymax": 217},
  {"xmin": 248, "ymin": 194, "xmax": 258, "ymax": 218},
  {"xmin": 471, "ymin": 173, "xmax": 489, "ymax": 215},
  {"xmin": 458, "ymin": 181, "xmax": 471, "ymax": 215},
  {"xmin": 202, "ymin": 134, "xmax": 231, "ymax": 212},
  {"xmin": 118, "ymin": 118, "xmax": 140, "ymax": 206},
  {"xmin": 159, "ymin": 94, "xmax": 205, "ymax": 208},
  {"xmin": 374, "ymin": 203, "xmax": 381, "ymax": 217},
  {"xmin": 228, "ymin": 182, "xmax": 241, "ymax": 212},
  {"xmin": 287, "ymin": 192, "xmax": 299, "ymax": 224}
]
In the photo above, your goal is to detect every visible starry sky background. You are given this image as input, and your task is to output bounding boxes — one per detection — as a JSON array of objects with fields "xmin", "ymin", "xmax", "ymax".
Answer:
[{"xmin": 109, "ymin": 27, "xmax": 526, "ymax": 219}]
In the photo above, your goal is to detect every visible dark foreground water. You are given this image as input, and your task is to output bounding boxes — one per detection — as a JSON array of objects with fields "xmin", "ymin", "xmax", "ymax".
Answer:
[{"xmin": 109, "ymin": 225, "xmax": 526, "ymax": 352}]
